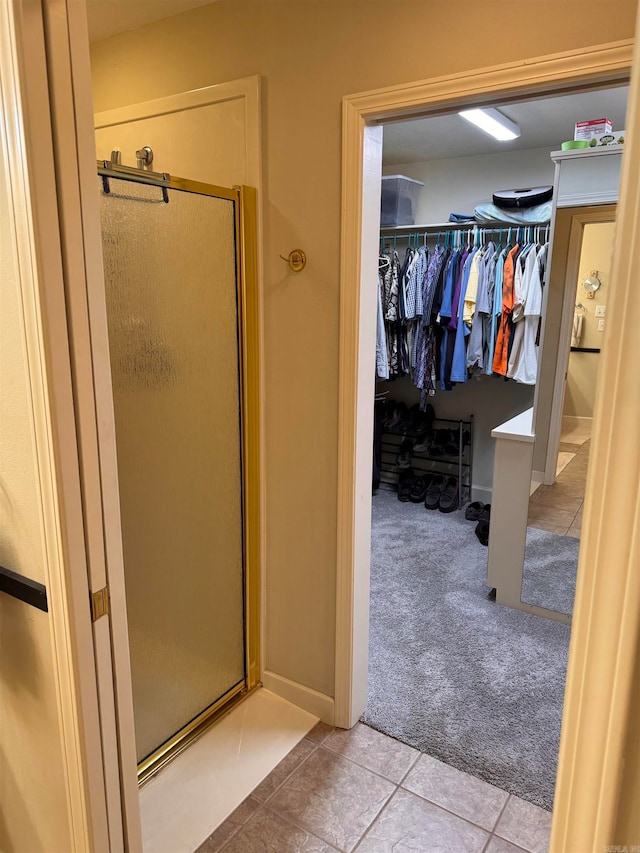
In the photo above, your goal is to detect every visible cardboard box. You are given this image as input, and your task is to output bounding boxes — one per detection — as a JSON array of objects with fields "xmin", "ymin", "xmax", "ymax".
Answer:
[{"xmin": 574, "ymin": 118, "xmax": 612, "ymax": 140}]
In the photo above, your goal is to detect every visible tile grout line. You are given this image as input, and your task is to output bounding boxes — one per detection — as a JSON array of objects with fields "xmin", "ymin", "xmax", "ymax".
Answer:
[
  {"xmin": 264, "ymin": 797, "xmax": 353, "ymax": 853},
  {"xmin": 210, "ymin": 737, "xmax": 323, "ymax": 852},
  {"xmin": 324, "ymin": 740, "xmax": 517, "ymax": 837},
  {"xmin": 397, "ymin": 780, "xmax": 507, "ymax": 837},
  {"xmin": 256, "ymin": 738, "xmax": 320, "ymax": 805},
  {"xmin": 490, "ymin": 793, "xmax": 511, "ymax": 834},
  {"xmin": 351, "ymin": 780, "xmax": 401, "ymax": 852},
  {"xmin": 215, "ymin": 799, "xmax": 267, "ymax": 853},
  {"xmin": 317, "ymin": 741, "xmax": 419, "ymax": 787}
]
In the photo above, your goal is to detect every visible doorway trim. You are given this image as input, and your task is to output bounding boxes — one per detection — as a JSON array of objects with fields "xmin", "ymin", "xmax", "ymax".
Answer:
[
  {"xmin": 542, "ymin": 206, "xmax": 616, "ymax": 483},
  {"xmin": 336, "ymin": 36, "xmax": 635, "ymax": 842}
]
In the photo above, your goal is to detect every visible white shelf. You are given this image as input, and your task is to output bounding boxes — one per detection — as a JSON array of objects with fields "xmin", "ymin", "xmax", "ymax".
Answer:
[
  {"xmin": 551, "ymin": 144, "xmax": 625, "ymax": 163},
  {"xmin": 491, "ymin": 407, "xmax": 534, "ymax": 443}
]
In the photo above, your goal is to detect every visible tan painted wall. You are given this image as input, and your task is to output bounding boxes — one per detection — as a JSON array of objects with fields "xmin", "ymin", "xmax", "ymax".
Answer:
[
  {"xmin": 89, "ymin": 0, "xmax": 637, "ymax": 697},
  {"xmin": 0, "ymin": 148, "xmax": 71, "ymax": 852},
  {"xmin": 564, "ymin": 221, "xmax": 615, "ymax": 418}
]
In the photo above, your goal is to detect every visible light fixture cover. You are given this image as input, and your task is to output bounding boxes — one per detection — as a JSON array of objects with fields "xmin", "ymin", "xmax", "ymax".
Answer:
[{"xmin": 458, "ymin": 107, "xmax": 521, "ymax": 142}]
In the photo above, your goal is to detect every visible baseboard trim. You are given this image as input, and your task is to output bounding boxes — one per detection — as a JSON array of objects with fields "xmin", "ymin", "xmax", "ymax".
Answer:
[
  {"xmin": 561, "ymin": 415, "xmax": 593, "ymax": 426},
  {"xmin": 261, "ymin": 670, "xmax": 335, "ymax": 725},
  {"xmin": 471, "ymin": 485, "xmax": 492, "ymax": 503}
]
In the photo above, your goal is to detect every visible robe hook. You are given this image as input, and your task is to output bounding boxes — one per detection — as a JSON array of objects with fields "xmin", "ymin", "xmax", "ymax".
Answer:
[{"xmin": 279, "ymin": 248, "xmax": 307, "ymax": 272}]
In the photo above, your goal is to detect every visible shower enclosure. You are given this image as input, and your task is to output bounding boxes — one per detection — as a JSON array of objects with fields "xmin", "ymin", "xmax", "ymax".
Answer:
[{"xmin": 97, "ymin": 160, "xmax": 259, "ymax": 782}]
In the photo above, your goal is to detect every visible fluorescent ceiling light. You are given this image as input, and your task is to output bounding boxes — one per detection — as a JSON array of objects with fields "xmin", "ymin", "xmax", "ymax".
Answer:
[{"xmin": 458, "ymin": 107, "xmax": 521, "ymax": 141}]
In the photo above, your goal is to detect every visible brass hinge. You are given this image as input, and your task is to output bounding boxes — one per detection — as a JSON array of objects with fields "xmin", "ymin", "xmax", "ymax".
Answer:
[{"xmin": 90, "ymin": 586, "xmax": 110, "ymax": 622}]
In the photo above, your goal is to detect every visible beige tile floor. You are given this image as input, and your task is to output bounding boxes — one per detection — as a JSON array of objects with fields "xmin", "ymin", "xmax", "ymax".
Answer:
[
  {"xmin": 196, "ymin": 722, "xmax": 552, "ymax": 853},
  {"xmin": 528, "ymin": 423, "xmax": 591, "ymax": 539}
]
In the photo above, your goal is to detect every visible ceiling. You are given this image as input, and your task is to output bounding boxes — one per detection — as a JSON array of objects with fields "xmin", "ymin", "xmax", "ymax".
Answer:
[
  {"xmin": 383, "ymin": 86, "xmax": 629, "ymax": 164},
  {"xmin": 86, "ymin": 0, "xmax": 215, "ymax": 42}
]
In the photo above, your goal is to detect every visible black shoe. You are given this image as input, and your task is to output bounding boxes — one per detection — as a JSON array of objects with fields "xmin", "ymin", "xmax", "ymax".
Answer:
[
  {"xmin": 424, "ymin": 475, "xmax": 445, "ymax": 510},
  {"xmin": 428, "ymin": 428, "xmax": 449, "ymax": 456},
  {"xmin": 388, "ymin": 402, "xmax": 408, "ymax": 431},
  {"xmin": 464, "ymin": 501, "xmax": 485, "ymax": 521},
  {"xmin": 396, "ymin": 439, "xmax": 413, "ymax": 469},
  {"xmin": 397, "ymin": 469, "xmax": 415, "ymax": 502},
  {"xmin": 475, "ymin": 520, "xmax": 490, "ymax": 546},
  {"xmin": 439, "ymin": 477, "xmax": 459, "ymax": 512},
  {"xmin": 478, "ymin": 504, "xmax": 491, "ymax": 523},
  {"xmin": 400, "ymin": 403, "xmax": 420, "ymax": 433},
  {"xmin": 409, "ymin": 474, "xmax": 431, "ymax": 503}
]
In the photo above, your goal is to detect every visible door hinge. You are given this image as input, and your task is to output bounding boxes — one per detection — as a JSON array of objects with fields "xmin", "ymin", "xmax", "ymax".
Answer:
[{"xmin": 90, "ymin": 586, "xmax": 110, "ymax": 622}]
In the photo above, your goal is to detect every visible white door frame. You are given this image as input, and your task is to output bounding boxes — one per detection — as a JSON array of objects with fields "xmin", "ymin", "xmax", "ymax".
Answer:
[
  {"xmin": 337, "ymin": 36, "xmax": 640, "ymax": 847},
  {"xmin": 541, "ymin": 206, "xmax": 616, "ymax": 484},
  {"xmin": 2, "ymin": 0, "xmax": 112, "ymax": 847}
]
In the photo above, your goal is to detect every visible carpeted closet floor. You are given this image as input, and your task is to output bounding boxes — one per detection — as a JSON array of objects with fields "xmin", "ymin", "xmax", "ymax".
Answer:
[{"xmin": 363, "ymin": 489, "xmax": 571, "ymax": 812}]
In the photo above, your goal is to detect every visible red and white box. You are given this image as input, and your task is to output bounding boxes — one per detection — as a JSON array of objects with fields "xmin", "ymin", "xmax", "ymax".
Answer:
[{"xmin": 574, "ymin": 118, "xmax": 613, "ymax": 141}]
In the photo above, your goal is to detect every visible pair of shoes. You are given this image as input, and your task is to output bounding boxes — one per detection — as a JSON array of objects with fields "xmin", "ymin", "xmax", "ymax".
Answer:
[
  {"xmin": 396, "ymin": 439, "xmax": 413, "ymax": 469},
  {"xmin": 464, "ymin": 501, "xmax": 490, "ymax": 544},
  {"xmin": 464, "ymin": 501, "xmax": 491, "ymax": 522},
  {"xmin": 424, "ymin": 475, "xmax": 458, "ymax": 512},
  {"xmin": 397, "ymin": 471, "xmax": 434, "ymax": 504}
]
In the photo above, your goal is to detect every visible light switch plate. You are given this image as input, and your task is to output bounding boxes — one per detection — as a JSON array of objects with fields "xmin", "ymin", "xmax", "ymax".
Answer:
[
  {"xmin": 595, "ymin": 305, "xmax": 606, "ymax": 317},
  {"xmin": 598, "ymin": 318, "xmax": 606, "ymax": 331}
]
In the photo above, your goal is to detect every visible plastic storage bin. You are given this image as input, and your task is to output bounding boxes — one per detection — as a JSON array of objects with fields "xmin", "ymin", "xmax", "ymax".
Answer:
[{"xmin": 380, "ymin": 175, "xmax": 424, "ymax": 226}]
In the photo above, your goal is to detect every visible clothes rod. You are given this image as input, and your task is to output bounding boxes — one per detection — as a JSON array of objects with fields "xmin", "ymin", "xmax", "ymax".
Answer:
[{"xmin": 380, "ymin": 221, "xmax": 550, "ymax": 233}]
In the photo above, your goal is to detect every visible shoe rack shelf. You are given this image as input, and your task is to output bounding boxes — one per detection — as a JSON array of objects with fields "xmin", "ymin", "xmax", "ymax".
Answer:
[{"xmin": 380, "ymin": 415, "xmax": 474, "ymax": 510}]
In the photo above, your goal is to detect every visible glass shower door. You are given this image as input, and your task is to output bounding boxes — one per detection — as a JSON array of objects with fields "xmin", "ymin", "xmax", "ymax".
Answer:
[{"xmin": 98, "ymin": 174, "xmax": 246, "ymax": 768}]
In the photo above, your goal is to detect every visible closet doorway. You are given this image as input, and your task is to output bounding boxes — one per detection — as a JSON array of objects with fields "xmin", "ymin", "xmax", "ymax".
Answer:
[
  {"xmin": 96, "ymin": 161, "xmax": 260, "ymax": 783},
  {"xmin": 336, "ymin": 43, "xmax": 632, "ymax": 825}
]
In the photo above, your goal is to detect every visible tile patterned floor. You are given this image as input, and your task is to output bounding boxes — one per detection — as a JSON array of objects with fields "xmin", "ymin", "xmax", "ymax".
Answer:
[
  {"xmin": 528, "ymin": 438, "xmax": 590, "ymax": 539},
  {"xmin": 196, "ymin": 722, "xmax": 552, "ymax": 853}
]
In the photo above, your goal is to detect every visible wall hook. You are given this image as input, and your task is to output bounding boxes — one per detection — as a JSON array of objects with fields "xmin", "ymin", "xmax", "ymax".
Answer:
[{"xmin": 280, "ymin": 248, "xmax": 306, "ymax": 272}]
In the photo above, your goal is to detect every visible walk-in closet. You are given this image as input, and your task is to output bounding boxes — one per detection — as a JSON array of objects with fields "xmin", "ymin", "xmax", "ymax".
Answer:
[{"xmin": 365, "ymin": 85, "xmax": 627, "ymax": 813}]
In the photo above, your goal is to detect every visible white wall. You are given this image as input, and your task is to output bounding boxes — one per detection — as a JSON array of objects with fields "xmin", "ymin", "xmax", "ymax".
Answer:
[
  {"xmin": 564, "ymin": 221, "xmax": 615, "ymax": 418},
  {"xmin": 384, "ymin": 146, "xmax": 555, "ymax": 224}
]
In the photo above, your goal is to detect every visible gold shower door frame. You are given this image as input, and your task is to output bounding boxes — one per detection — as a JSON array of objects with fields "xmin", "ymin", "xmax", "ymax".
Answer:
[{"xmin": 97, "ymin": 163, "xmax": 261, "ymax": 786}]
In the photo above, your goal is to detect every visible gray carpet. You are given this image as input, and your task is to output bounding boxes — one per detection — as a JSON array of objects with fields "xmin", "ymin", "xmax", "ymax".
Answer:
[
  {"xmin": 521, "ymin": 526, "xmax": 579, "ymax": 616},
  {"xmin": 363, "ymin": 489, "xmax": 570, "ymax": 811}
]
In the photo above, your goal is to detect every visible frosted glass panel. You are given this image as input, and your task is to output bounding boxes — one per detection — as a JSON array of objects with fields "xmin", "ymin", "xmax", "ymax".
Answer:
[{"xmin": 99, "ymin": 177, "xmax": 244, "ymax": 762}]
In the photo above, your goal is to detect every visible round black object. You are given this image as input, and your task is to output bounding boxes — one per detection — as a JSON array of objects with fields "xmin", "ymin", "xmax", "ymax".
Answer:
[{"xmin": 492, "ymin": 186, "xmax": 553, "ymax": 209}]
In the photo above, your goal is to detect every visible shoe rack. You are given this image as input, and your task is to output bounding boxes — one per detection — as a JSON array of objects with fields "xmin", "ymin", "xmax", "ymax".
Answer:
[{"xmin": 379, "ymin": 415, "xmax": 474, "ymax": 510}]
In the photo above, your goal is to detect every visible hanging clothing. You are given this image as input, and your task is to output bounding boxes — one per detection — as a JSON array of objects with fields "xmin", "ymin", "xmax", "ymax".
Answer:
[
  {"xmin": 508, "ymin": 244, "xmax": 545, "ymax": 384},
  {"xmin": 376, "ymin": 258, "xmax": 390, "ymax": 379},
  {"xmin": 467, "ymin": 242, "xmax": 496, "ymax": 374},
  {"xmin": 492, "ymin": 243, "xmax": 520, "ymax": 376},
  {"xmin": 376, "ymin": 226, "xmax": 549, "ymax": 392},
  {"xmin": 571, "ymin": 310, "xmax": 583, "ymax": 347},
  {"xmin": 450, "ymin": 247, "xmax": 479, "ymax": 384}
]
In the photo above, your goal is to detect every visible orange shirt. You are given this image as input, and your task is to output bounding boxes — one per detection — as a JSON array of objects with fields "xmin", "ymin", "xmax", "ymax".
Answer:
[{"xmin": 492, "ymin": 244, "xmax": 520, "ymax": 376}]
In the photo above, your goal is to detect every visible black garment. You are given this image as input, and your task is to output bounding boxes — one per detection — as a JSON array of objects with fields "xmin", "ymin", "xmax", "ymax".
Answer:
[{"xmin": 372, "ymin": 400, "xmax": 386, "ymax": 491}]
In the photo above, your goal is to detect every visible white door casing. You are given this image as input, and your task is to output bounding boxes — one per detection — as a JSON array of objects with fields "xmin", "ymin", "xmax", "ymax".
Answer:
[{"xmin": 337, "ymin": 36, "xmax": 639, "ymax": 849}]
